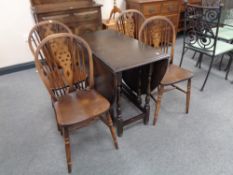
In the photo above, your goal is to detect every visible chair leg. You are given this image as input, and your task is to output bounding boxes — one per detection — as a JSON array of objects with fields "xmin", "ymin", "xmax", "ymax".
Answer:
[
  {"xmin": 179, "ymin": 46, "xmax": 186, "ymax": 67},
  {"xmin": 196, "ymin": 53, "xmax": 203, "ymax": 68},
  {"xmin": 52, "ymin": 101, "xmax": 62, "ymax": 135},
  {"xmin": 192, "ymin": 51, "xmax": 197, "ymax": 60},
  {"xmin": 63, "ymin": 127, "xmax": 72, "ymax": 173},
  {"xmin": 200, "ymin": 56, "xmax": 214, "ymax": 91},
  {"xmin": 153, "ymin": 85, "xmax": 164, "ymax": 126},
  {"xmin": 106, "ymin": 112, "xmax": 119, "ymax": 149},
  {"xmin": 186, "ymin": 79, "xmax": 191, "ymax": 114},
  {"xmin": 225, "ymin": 54, "xmax": 233, "ymax": 80},
  {"xmin": 219, "ymin": 55, "xmax": 224, "ymax": 70}
]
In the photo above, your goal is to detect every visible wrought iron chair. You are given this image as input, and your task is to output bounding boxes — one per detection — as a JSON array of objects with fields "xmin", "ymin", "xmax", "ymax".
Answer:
[
  {"xmin": 202, "ymin": 0, "xmax": 233, "ymax": 79},
  {"xmin": 34, "ymin": 33, "xmax": 118, "ymax": 173},
  {"xmin": 179, "ymin": 4, "xmax": 233, "ymax": 90},
  {"xmin": 139, "ymin": 16, "xmax": 193, "ymax": 125},
  {"xmin": 218, "ymin": 7, "xmax": 233, "ymax": 78}
]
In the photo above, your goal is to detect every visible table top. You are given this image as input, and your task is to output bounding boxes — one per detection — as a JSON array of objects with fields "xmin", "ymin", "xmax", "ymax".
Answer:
[{"xmin": 83, "ymin": 29, "xmax": 170, "ymax": 73}]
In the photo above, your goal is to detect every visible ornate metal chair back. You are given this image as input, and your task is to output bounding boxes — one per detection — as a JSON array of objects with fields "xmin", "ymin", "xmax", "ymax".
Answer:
[
  {"xmin": 34, "ymin": 33, "xmax": 93, "ymax": 101},
  {"xmin": 115, "ymin": 9, "xmax": 146, "ymax": 39},
  {"xmin": 183, "ymin": 4, "xmax": 223, "ymax": 55},
  {"xmin": 202, "ymin": 0, "xmax": 221, "ymax": 7}
]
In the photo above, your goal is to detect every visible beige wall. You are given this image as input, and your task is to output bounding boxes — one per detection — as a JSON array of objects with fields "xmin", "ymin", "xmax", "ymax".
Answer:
[{"xmin": 0, "ymin": 0, "xmax": 125, "ymax": 68}]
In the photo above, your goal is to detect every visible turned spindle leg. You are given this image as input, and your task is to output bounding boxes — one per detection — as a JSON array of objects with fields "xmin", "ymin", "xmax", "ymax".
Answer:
[
  {"xmin": 144, "ymin": 64, "xmax": 153, "ymax": 125},
  {"xmin": 63, "ymin": 127, "xmax": 72, "ymax": 173},
  {"xmin": 106, "ymin": 112, "xmax": 119, "ymax": 149},
  {"xmin": 115, "ymin": 73, "xmax": 123, "ymax": 137},
  {"xmin": 153, "ymin": 85, "xmax": 164, "ymax": 125}
]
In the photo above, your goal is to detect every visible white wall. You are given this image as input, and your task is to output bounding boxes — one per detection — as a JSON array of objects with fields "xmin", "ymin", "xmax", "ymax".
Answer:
[{"xmin": 0, "ymin": 0, "xmax": 125, "ymax": 68}]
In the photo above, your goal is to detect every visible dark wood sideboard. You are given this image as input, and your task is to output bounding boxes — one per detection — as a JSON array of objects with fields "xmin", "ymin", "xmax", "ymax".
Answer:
[
  {"xmin": 126, "ymin": 0, "xmax": 201, "ymax": 32},
  {"xmin": 30, "ymin": 0, "xmax": 102, "ymax": 35}
]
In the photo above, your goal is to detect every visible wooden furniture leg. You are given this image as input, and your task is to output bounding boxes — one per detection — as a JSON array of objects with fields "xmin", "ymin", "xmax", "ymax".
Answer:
[
  {"xmin": 115, "ymin": 73, "xmax": 123, "ymax": 137},
  {"xmin": 52, "ymin": 101, "xmax": 62, "ymax": 135},
  {"xmin": 137, "ymin": 68, "xmax": 142, "ymax": 105},
  {"xmin": 186, "ymin": 79, "xmax": 191, "ymax": 113},
  {"xmin": 144, "ymin": 64, "xmax": 153, "ymax": 124},
  {"xmin": 63, "ymin": 127, "xmax": 72, "ymax": 173},
  {"xmin": 106, "ymin": 112, "xmax": 119, "ymax": 149},
  {"xmin": 153, "ymin": 85, "xmax": 164, "ymax": 125}
]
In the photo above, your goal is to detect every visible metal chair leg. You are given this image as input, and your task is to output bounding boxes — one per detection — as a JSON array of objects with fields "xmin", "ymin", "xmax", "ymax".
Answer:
[
  {"xmin": 200, "ymin": 56, "xmax": 214, "ymax": 91},
  {"xmin": 192, "ymin": 51, "xmax": 197, "ymax": 60},
  {"xmin": 225, "ymin": 54, "xmax": 233, "ymax": 80},
  {"xmin": 179, "ymin": 46, "xmax": 186, "ymax": 67},
  {"xmin": 186, "ymin": 79, "xmax": 191, "ymax": 113},
  {"xmin": 219, "ymin": 55, "xmax": 224, "ymax": 70},
  {"xmin": 195, "ymin": 53, "xmax": 203, "ymax": 68}
]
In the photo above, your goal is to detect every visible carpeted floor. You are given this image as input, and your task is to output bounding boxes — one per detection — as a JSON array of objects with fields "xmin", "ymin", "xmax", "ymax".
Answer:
[{"xmin": 0, "ymin": 37, "xmax": 233, "ymax": 175}]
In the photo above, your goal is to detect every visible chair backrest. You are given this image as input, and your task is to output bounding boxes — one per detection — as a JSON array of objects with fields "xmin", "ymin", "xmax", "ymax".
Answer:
[
  {"xmin": 139, "ymin": 16, "xmax": 176, "ymax": 64},
  {"xmin": 183, "ymin": 4, "xmax": 223, "ymax": 55},
  {"xmin": 202, "ymin": 0, "xmax": 221, "ymax": 7},
  {"xmin": 28, "ymin": 20, "xmax": 72, "ymax": 56},
  {"xmin": 34, "ymin": 33, "xmax": 93, "ymax": 101},
  {"xmin": 115, "ymin": 9, "xmax": 145, "ymax": 39}
]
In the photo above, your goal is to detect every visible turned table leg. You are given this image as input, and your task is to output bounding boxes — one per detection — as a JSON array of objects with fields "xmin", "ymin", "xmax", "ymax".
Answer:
[
  {"xmin": 144, "ymin": 64, "xmax": 153, "ymax": 124},
  {"xmin": 115, "ymin": 73, "xmax": 123, "ymax": 137}
]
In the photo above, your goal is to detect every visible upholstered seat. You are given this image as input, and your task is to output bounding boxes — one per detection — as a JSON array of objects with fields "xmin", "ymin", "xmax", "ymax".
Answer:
[{"xmin": 187, "ymin": 40, "xmax": 233, "ymax": 56}]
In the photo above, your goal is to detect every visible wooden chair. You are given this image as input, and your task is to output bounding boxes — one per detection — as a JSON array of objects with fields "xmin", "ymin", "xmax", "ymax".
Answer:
[
  {"xmin": 28, "ymin": 20, "xmax": 73, "ymax": 133},
  {"xmin": 28, "ymin": 20, "xmax": 72, "ymax": 56},
  {"xmin": 115, "ymin": 9, "xmax": 149, "ymax": 107},
  {"xmin": 115, "ymin": 9, "xmax": 145, "ymax": 39},
  {"xmin": 34, "ymin": 33, "xmax": 118, "ymax": 173},
  {"xmin": 139, "ymin": 16, "xmax": 193, "ymax": 125}
]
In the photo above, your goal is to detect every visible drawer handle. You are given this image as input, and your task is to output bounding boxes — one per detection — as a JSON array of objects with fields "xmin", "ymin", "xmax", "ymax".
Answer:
[{"xmin": 42, "ymin": 14, "xmax": 70, "ymax": 20}]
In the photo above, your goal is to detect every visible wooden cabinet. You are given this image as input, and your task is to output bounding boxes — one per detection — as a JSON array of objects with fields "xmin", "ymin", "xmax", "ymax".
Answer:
[
  {"xmin": 30, "ymin": 0, "xmax": 102, "ymax": 35},
  {"xmin": 126, "ymin": 0, "xmax": 182, "ymax": 32}
]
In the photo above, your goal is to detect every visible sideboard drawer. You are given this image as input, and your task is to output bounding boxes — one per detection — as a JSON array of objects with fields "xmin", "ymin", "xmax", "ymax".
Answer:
[
  {"xmin": 126, "ymin": 0, "xmax": 181, "ymax": 32},
  {"xmin": 72, "ymin": 10, "xmax": 99, "ymax": 22},
  {"xmin": 142, "ymin": 3, "xmax": 161, "ymax": 16},
  {"xmin": 31, "ymin": 2, "xmax": 102, "ymax": 36},
  {"xmin": 161, "ymin": 1, "xmax": 180, "ymax": 14},
  {"xmin": 40, "ymin": 10, "xmax": 99, "ymax": 23}
]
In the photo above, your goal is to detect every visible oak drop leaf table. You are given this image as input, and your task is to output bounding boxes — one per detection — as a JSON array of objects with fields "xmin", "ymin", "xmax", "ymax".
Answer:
[{"xmin": 83, "ymin": 30, "xmax": 169, "ymax": 136}]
